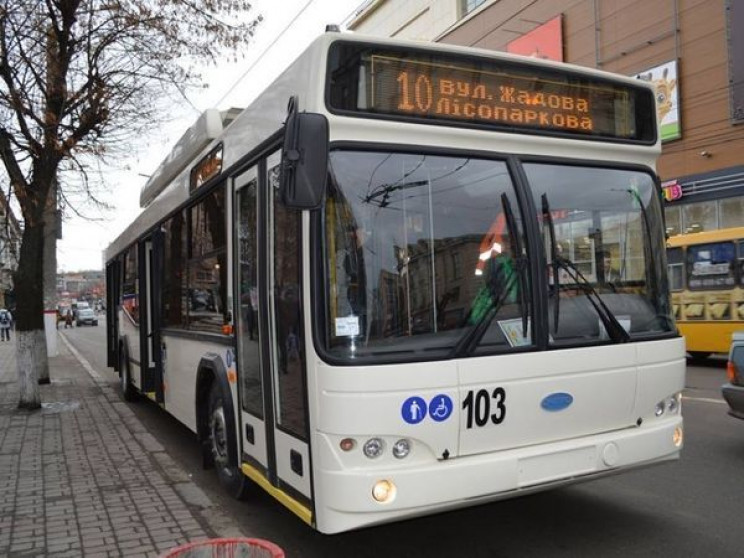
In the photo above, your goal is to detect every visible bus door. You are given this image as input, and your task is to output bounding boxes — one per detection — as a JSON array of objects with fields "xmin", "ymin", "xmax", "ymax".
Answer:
[
  {"xmin": 139, "ymin": 234, "xmax": 164, "ymax": 403},
  {"xmin": 234, "ymin": 153, "xmax": 312, "ymax": 509},
  {"xmin": 105, "ymin": 259, "xmax": 120, "ymax": 368}
]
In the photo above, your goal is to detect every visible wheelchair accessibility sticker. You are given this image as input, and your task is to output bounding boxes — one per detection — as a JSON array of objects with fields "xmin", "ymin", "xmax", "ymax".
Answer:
[
  {"xmin": 401, "ymin": 394, "xmax": 453, "ymax": 424},
  {"xmin": 429, "ymin": 394, "xmax": 453, "ymax": 422}
]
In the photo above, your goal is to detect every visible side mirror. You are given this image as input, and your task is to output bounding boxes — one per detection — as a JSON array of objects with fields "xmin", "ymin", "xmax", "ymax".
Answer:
[{"xmin": 280, "ymin": 96, "xmax": 329, "ymax": 210}]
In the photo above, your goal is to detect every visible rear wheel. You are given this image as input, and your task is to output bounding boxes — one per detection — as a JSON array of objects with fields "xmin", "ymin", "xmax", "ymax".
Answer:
[{"xmin": 207, "ymin": 383, "xmax": 250, "ymax": 499}]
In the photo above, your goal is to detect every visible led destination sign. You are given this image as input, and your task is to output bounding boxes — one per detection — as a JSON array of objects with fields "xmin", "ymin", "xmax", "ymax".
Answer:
[
  {"xmin": 376, "ymin": 56, "xmax": 600, "ymax": 133},
  {"xmin": 328, "ymin": 44, "xmax": 656, "ymax": 142}
]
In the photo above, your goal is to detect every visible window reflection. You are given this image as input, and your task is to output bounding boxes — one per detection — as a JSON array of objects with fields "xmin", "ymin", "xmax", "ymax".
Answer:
[
  {"xmin": 237, "ymin": 173, "xmax": 263, "ymax": 417},
  {"xmin": 271, "ymin": 159, "xmax": 307, "ymax": 438},
  {"xmin": 526, "ymin": 163, "xmax": 673, "ymax": 345},
  {"xmin": 162, "ymin": 211, "xmax": 187, "ymax": 328},
  {"xmin": 122, "ymin": 244, "xmax": 139, "ymax": 325},
  {"xmin": 325, "ymin": 152, "xmax": 531, "ymax": 359},
  {"xmin": 160, "ymin": 187, "xmax": 227, "ymax": 333}
]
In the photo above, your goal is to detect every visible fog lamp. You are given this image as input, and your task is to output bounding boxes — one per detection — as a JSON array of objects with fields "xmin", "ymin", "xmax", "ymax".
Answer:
[
  {"xmin": 673, "ymin": 426, "xmax": 683, "ymax": 447},
  {"xmin": 372, "ymin": 479, "xmax": 396, "ymax": 503}
]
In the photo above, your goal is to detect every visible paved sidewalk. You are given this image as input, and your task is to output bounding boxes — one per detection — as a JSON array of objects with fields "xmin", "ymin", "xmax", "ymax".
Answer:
[{"xmin": 0, "ymin": 331, "xmax": 245, "ymax": 557}]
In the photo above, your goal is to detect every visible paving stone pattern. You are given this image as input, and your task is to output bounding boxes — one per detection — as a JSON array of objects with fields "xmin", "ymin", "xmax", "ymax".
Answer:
[{"xmin": 0, "ymin": 334, "xmax": 242, "ymax": 557}]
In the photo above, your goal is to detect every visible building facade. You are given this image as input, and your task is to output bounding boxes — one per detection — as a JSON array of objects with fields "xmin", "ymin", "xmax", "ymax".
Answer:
[{"xmin": 349, "ymin": 0, "xmax": 744, "ymax": 236}]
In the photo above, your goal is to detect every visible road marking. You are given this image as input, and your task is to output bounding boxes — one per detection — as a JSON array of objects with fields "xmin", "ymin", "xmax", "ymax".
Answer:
[
  {"xmin": 59, "ymin": 332, "xmax": 103, "ymax": 381},
  {"xmin": 682, "ymin": 395, "xmax": 726, "ymax": 405}
]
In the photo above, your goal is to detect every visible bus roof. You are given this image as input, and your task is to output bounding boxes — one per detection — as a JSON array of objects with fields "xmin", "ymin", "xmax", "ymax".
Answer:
[
  {"xmin": 667, "ymin": 226, "xmax": 744, "ymax": 247},
  {"xmin": 106, "ymin": 31, "xmax": 659, "ymax": 262}
]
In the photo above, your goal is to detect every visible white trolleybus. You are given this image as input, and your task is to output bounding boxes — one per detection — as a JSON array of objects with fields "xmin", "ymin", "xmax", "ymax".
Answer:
[{"xmin": 105, "ymin": 31, "xmax": 685, "ymax": 534}]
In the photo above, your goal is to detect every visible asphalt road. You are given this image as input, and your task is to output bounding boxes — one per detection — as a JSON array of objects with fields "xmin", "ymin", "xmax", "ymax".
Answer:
[{"xmin": 64, "ymin": 321, "xmax": 744, "ymax": 557}]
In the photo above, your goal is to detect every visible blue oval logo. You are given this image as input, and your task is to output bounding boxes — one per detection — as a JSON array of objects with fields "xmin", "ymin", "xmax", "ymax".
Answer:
[{"xmin": 541, "ymin": 392, "xmax": 574, "ymax": 412}]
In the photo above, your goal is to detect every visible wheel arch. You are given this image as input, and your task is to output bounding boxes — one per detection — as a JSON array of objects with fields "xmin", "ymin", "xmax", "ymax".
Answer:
[{"xmin": 196, "ymin": 353, "xmax": 239, "ymax": 469}]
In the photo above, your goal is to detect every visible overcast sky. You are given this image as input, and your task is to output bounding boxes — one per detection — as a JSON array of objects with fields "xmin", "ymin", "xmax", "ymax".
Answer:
[{"xmin": 56, "ymin": 0, "xmax": 364, "ymax": 272}]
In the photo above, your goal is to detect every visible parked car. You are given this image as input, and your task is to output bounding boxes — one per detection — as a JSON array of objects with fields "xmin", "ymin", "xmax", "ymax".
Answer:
[
  {"xmin": 722, "ymin": 331, "xmax": 744, "ymax": 421},
  {"xmin": 76, "ymin": 308, "xmax": 98, "ymax": 327}
]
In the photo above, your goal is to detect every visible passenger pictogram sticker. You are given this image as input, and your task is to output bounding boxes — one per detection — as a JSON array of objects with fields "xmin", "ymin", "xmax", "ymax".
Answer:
[{"xmin": 401, "ymin": 396, "xmax": 427, "ymax": 424}]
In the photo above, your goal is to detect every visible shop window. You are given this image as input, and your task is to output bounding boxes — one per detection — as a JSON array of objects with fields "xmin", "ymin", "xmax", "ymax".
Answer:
[
  {"xmin": 664, "ymin": 206, "xmax": 681, "ymax": 236},
  {"xmin": 720, "ymin": 197, "xmax": 744, "ymax": 228},
  {"xmin": 682, "ymin": 201, "xmax": 717, "ymax": 233}
]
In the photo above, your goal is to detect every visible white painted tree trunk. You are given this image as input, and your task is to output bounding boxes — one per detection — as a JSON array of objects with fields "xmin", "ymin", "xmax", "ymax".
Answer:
[{"xmin": 16, "ymin": 329, "xmax": 45, "ymax": 409}]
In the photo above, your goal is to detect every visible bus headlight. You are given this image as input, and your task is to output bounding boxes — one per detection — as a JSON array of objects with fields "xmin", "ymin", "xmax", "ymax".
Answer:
[
  {"xmin": 363, "ymin": 437, "xmax": 385, "ymax": 459},
  {"xmin": 667, "ymin": 393, "xmax": 681, "ymax": 414},
  {"xmin": 392, "ymin": 439, "xmax": 411, "ymax": 459},
  {"xmin": 372, "ymin": 479, "xmax": 396, "ymax": 503},
  {"xmin": 655, "ymin": 393, "xmax": 681, "ymax": 417}
]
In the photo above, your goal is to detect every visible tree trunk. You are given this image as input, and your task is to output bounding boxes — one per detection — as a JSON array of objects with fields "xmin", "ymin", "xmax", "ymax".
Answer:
[
  {"xmin": 14, "ymin": 218, "xmax": 48, "ymax": 410},
  {"xmin": 16, "ymin": 330, "xmax": 47, "ymax": 409},
  {"xmin": 42, "ymin": 180, "xmax": 58, "ymax": 365}
]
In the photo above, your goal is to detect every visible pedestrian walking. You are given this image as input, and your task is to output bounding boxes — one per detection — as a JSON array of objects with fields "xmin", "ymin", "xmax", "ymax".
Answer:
[{"xmin": 0, "ymin": 308, "xmax": 12, "ymax": 341}]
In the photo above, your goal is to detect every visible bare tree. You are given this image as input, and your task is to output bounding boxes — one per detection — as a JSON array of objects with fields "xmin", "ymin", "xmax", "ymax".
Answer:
[{"xmin": 0, "ymin": 0, "xmax": 261, "ymax": 409}]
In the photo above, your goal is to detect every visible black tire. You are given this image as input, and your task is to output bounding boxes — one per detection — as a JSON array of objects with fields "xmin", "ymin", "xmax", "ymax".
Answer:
[
  {"xmin": 207, "ymin": 383, "xmax": 250, "ymax": 499},
  {"xmin": 688, "ymin": 351, "xmax": 711, "ymax": 361},
  {"xmin": 119, "ymin": 345, "xmax": 137, "ymax": 402}
]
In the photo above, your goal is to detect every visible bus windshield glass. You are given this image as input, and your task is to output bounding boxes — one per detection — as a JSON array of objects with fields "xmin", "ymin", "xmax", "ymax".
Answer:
[
  {"xmin": 323, "ymin": 151, "xmax": 674, "ymax": 361},
  {"xmin": 526, "ymin": 163, "xmax": 674, "ymax": 346}
]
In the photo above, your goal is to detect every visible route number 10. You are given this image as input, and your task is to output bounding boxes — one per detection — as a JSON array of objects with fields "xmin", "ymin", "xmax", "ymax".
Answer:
[{"xmin": 462, "ymin": 388, "xmax": 506, "ymax": 429}]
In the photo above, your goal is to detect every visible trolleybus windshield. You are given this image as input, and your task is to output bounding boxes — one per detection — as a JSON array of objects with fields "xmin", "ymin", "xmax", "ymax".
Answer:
[{"xmin": 323, "ymin": 151, "xmax": 674, "ymax": 362}]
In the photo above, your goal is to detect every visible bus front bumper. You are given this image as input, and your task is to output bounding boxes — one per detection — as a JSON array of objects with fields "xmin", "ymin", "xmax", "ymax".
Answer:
[{"xmin": 313, "ymin": 416, "xmax": 683, "ymax": 534}]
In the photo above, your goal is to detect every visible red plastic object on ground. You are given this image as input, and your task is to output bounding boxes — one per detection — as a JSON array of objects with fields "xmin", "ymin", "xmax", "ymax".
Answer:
[{"xmin": 161, "ymin": 538, "xmax": 285, "ymax": 558}]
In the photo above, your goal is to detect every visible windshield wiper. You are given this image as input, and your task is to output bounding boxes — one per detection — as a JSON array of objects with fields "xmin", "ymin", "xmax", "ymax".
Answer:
[
  {"xmin": 554, "ymin": 256, "xmax": 630, "ymax": 342},
  {"xmin": 541, "ymin": 195, "xmax": 629, "ymax": 343},
  {"xmin": 451, "ymin": 265, "xmax": 519, "ymax": 358},
  {"xmin": 501, "ymin": 193, "xmax": 528, "ymax": 337},
  {"xmin": 541, "ymin": 194, "xmax": 560, "ymax": 333},
  {"xmin": 451, "ymin": 195, "xmax": 526, "ymax": 358}
]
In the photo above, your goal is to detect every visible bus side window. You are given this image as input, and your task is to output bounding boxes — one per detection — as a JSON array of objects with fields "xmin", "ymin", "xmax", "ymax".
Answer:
[{"xmin": 667, "ymin": 247, "xmax": 684, "ymax": 291}]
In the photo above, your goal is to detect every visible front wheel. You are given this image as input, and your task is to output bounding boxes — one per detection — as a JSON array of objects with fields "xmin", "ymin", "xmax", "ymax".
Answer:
[
  {"xmin": 207, "ymin": 383, "xmax": 250, "ymax": 500},
  {"xmin": 119, "ymin": 346, "xmax": 137, "ymax": 402}
]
